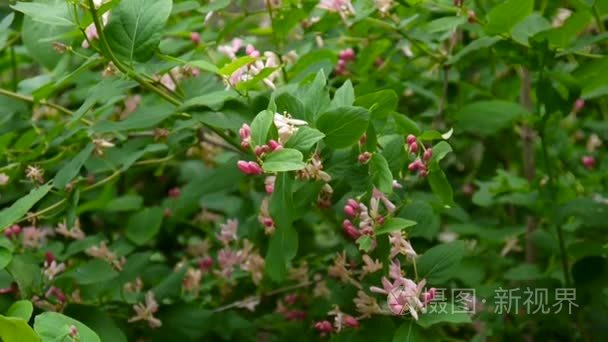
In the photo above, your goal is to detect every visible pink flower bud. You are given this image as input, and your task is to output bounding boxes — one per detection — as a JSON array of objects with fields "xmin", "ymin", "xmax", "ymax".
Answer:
[
  {"xmin": 168, "ymin": 187, "xmax": 181, "ymax": 198},
  {"xmin": 347, "ymin": 199, "xmax": 359, "ymax": 209},
  {"xmin": 344, "ymin": 205, "xmax": 357, "ymax": 218},
  {"xmin": 263, "ymin": 217, "xmax": 275, "ymax": 228},
  {"xmin": 11, "ymin": 224, "xmax": 21, "ymax": 235},
  {"xmin": 285, "ymin": 310, "xmax": 307, "ymax": 321},
  {"xmin": 376, "ymin": 215, "xmax": 385, "ymax": 225},
  {"xmin": 419, "ymin": 167, "xmax": 428, "ymax": 177},
  {"xmin": 198, "ymin": 256, "xmax": 213, "ymax": 272},
  {"xmin": 573, "ymin": 98, "xmax": 585, "ymax": 112},
  {"xmin": 423, "ymin": 287, "xmax": 437, "ymax": 305},
  {"xmin": 268, "ymin": 139, "xmax": 282, "ymax": 151},
  {"xmin": 358, "ymin": 152, "xmax": 372, "ymax": 164},
  {"xmin": 246, "ymin": 44, "xmax": 260, "ymax": 58},
  {"xmin": 314, "ymin": 320, "xmax": 333, "ymax": 334},
  {"xmin": 344, "ymin": 315, "xmax": 359, "ymax": 328},
  {"xmin": 45, "ymin": 251, "xmax": 55, "ymax": 265},
  {"xmin": 247, "ymin": 161, "xmax": 263, "ymax": 175},
  {"xmin": 342, "ymin": 220, "xmax": 361, "ymax": 239},
  {"xmin": 423, "ymin": 148, "xmax": 433, "ymax": 161},
  {"xmin": 238, "ymin": 160, "xmax": 251, "ymax": 174},
  {"xmin": 255, "ymin": 145, "xmax": 270, "ymax": 157},
  {"xmin": 408, "ymin": 159, "xmax": 424, "ymax": 172},
  {"xmin": 339, "ymin": 48, "xmax": 355, "ymax": 61},
  {"xmin": 284, "ymin": 294, "xmax": 298, "ymax": 305},
  {"xmin": 408, "ymin": 141, "xmax": 418, "ymax": 154},
  {"xmin": 406, "ymin": 134, "xmax": 417, "ymax": 145},
  {"xmin": 239, "ymin": 124, "xmax": 251, "ymax": 140},
  {"xmin": 582, "ymin": 155, "xmax": 596, "ymax": 169},
  {"xmin": 190, "ymin": 32, "xmax": 201, "ymax": 45}
]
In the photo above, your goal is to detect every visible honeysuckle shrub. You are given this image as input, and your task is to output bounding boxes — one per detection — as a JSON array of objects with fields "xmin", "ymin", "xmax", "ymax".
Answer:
[{"xmin": 0, "ymin": 0, "xmax": 607, "ymax": 341}]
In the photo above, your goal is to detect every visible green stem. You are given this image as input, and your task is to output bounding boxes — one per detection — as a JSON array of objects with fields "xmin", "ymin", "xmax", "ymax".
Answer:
[{"xmin": 0, "ymin": 88, "xmax": 92, "ymax": 125}]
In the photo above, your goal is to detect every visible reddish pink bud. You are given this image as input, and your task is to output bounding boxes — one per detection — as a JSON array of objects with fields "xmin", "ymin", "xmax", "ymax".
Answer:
[
  {"xmin": 347, "ymin": 199, "xmax": 359, "ymax": 209},
  {"xmin": 344, "ymin": 205, "xmax": 357, "ymax": 218},
  {"xmin": 284, "ymin": 294, "xmax": 298, "ymax": 305},
  {"xmin": 423, "ymin": 287, "xmax": 437, "ymax": 305},
  {"xmin": 342, "ymin": 220, "xmax": 361, "ymax": 239},
  {"xmin": 358, "ymin": 152, "xmax": 372, "ymax": 164},
  {"xmin": 265, "ymin": 183, "xmax": 274, "ymax": 194},
  {"xmin": 199, "ymin": 256, "xmax": 213, "ymax": 272},
  {"xmin": 255, "ymin": 145, "xmax": 270, "ymax": 157},
  {"xmin": 419, "ymin": 167, "xmax": 428, "ymax": 177},
  {"xmin": 408, "ymin": 159, "xmax": 424, "ymax": 172},
  {"xmin": 408, "ymin": 141, "xmax": 419, "ymax": 154},
  {"xmin": 376, "ymin": 215, "xmax": 385, "ymax": 225},
  {"xmin": 343, "ymin": 315, "xmax": 359, "ymax": 328},
  {"xmin": 238, "ymin": 160, "xmax": 251, "ymax": 174},
  {"xmin": 44, "ymin": 251, "xmax": 55, "ymax": 265},
  {"xmin": 268, "ymin": 139, "xmax": 282, "ymax": 151},
  {"xmin": 263, "ymin": 217, "xmax": 275, "ymax": 228},
  {"xmin": 573, "ymin": 98, "xmax": 585, "ymax": 112},
  {"xmin": 168, "ymin": 187, "xmax": 181, "ymax": 198},
  {"xmin": 359, "ymin": 134, "xmax": 367, "ymax": 145},
  {"xmin": 314, "ymin": 320, "xmax": 333, "ymax": 334},
  {"xmin": 285, "ymin": 310, "xmax": 307, "ymax": 321},
  {"xmin": 247, "ymin": 161, "xmax": 263, "ymax": 175},
  {"xmin": 339, "ymin": 48, "xmax": 355, "ymax": 61},
  {"xmin": 423, "ymin": 148, "xmax": 433, "ymax": 161},
  {"xmin": 11, "ymin": 224, "xmax": 21, "ymax": 235},
  {"xmin": 239, "ymin": 124, "xmax": 251, "ymax": 148},
  {"xmin": 46, "ymin": 287, "xmax": 66, "ymax": 303},
  {"xmin": 406, "ymin": 134, "xmax": 417, "ymax": 145},
  {"xmin": 190, "ymin": 32, "xmax": 201, "ymax": 45},
  {"xmin": 582, "ymin": 155, "xmax": 596, "ymax": 169},
  {"xmin": 4, "ymin": 225, "xmax": 20, "ymax": 239}
]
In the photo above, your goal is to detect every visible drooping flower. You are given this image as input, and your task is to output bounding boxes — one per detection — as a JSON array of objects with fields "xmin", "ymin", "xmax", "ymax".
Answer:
[
  {"xmin": 297, "ymin": 154, "xmax": 331, "ymax": 182},
  {"xmin": 353, "ymin": 290, "xmax": 381, "ymax": 317},
  {"xmin": 25, "ymin": 165, "xmax": 44, "ymax": 183},
  {"xmin": 182, "ymin": 267, "xmax": 202, "ymax": 296},
  {"xmin": 218, "ymin": 38, "xmax": 244, "ymax": 59},
  {"xmin": 361, "ymin": 254, "xmax": 382, "ymax": 277},
  {"xmin": 55, "ymin": 220, "xmax": 85, "ymax": 240},
  {"xmin": 22, "ymin": 226, "xmax": 49, "ymax": 249},
  {"xmin": 217, "ymin": 219, "xmax": 239, "ymax": 245},
  {"xmin": 274, "ymin": 112, "xmax": 308, "ymax": 143},
  {"xmin": 43, "ymin": 259, "xmax": 66, "ymax": 281},
  {"xmin": 318, "ymin": 0, "xmax": 355, "ymax": 20},
  {"xmin": 86, "ymin": 241, "xmax": 125, "ymax": 270},
  {"xmin": 128, "ymin": 292, "xmax": 162, "ymax": 328},
  {"xmin": 388, "ymin": 231, "xmax": 417, "ymax": 259}
]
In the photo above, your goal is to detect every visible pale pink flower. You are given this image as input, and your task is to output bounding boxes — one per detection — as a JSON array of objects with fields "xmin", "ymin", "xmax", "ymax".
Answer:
[
  {"xmin": 274, "ymin": 112, "xmax": 308, "ymax": 143},
  {"xmin": 25, "ymin": 165, "xmax": 44, "ymax": 183},
  {"xmin": 43, "ymin": 260, "xmax": 66, "ymax": 281},
  {"xmin": 128, "ymin": 292, "xmax": 162, "ymax": 328},
  {"xmin": 217, "ymin": 219, "xmax": 238, "ymax": 245},
  {"xmin": 0, "ymin": 173, "xmax": 9, "ymax": 186},
  {"xmin": 235, "ymin": 296, "xmax": 260, "ymax": 311},
  {"xmin": 218, "ymin": 38, "xmax": 244, "ymax": 59},
  {"xmin": 353, "ymin": 290, "xmax": 381, "ymax": 317},
  {"xmin": 55, "ymin": 221, "xmax": 85, "ymax": 240},
  {"xmin": 242, "ymin": 252, "xmax": 265, "ymax": 285},
  {"xmin": 217, "ymin": 248, "xmax": 240, "ymax": 277},
  {"xmin": 124, "ymin": 277, "xmax": 143, "ymax": 294},
  {"xmin": 182, "ymin": 267, "xmax": 202, "ymax": 295},
  {"xmin": 388, "ymin": 231, "xmax": 417, "ymax": 259},
  {"xmin": 264, "ymin": 176, "xmax": 275, "ymax": 194},
  {"xmin": 297, "ymin": 154, "xmax": 331, "ymax": 182},
  {"xmin": 258, "ymin": 197, "xmax": 275, "ymax": 234},
  {"xmin": 22, "ymin": 226, "xmax": 49, "ymax": 249},
  {"xmin": 318, "ymin": 0, "xmax": 355, "ymax": 20},
  {"xmin": 361, "ymin": 254, "xmax": 382, "ymax": 277},
  {"xmin": 374, "ymin": 0, "xmax": 393, "ymax": 14}
]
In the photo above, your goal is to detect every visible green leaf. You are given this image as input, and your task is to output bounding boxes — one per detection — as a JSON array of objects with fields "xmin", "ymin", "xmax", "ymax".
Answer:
[
  {"xmin": 105, "ymin": 195, "xmax": 143, "ymax": 212},
  {"xmin": 93, "ymin": 104, "xmax": 175, "ymax": 133},
  {"xmin": 126, "ymin": 207, "xmax": 164, "ymax": 245},
  {"xmin": 447, "ymin": 36, "xmax": 502, "ymax": 65},
  {"xmin": 188, "ymin": 60, "xmax": 220, "ymax": 75},
  {"xmin": 369, "ymin": 154, "xmax": 393, "ymax": 194},
  {"xmin": 428, "ymin": 161, "xmax": 454, "ymax": 206},
  {"xmin": 283, "ymin": 127, "xmax": 325, "ymax": 152},
  {"xmin": 417, "ymin": 241, "xmax": 466, "ymax": 283},
  {"xmin": 316, "ymin": 106, "xmax": 370, "ymax": 148},
  {"xmin": 67, "ymin": 259, "xmax": 119, "ymax": 285},
  {"xmin": 302, "ymin": 70, "xmax": 330, "ymax": 122},
  {"xmin": 250, "ymin": 110, "xmax": 274, "ymax": 147},
  {"xmin": 376, "ymin": 217, "xmax": 417, "ymax": 235},
  {"xmin": 180, "ymin": 90, "xmax": 239, "ymax": 111},
  {"xmin": 275, "ymin": 92, "xmax": 305, "ymax": 119},
  {"xmin": 20, "ymin": 0, "xmax": 73, "ymax": 70},
  {"xmin": 53, "ymin": 144, "xmax": 94, "ymax": 190},
  {"xmin": 0, "ymin": 246, "xmax": 11, "ymax": 270},
  {"xmin": 332, "ymin": 80, "xmax": 355, "ymax": 107},
  {"xmin": 7, "ymin": 255, "xmax": 42, "ymax": 298},
  {"xmin": 485, "ymin": 0, "xmax": 534, "ymax": 36},
  {"xmin": 430, "ymin": 141, "xmax": 452, "ymax": 163},
  {"xmin": 511, "ymin": 13, "xmax": 551, "ymax": 46},
  {"xmin": 219, "ymin": 56, "xmax": 256, "ymax": 76},
  {"xmin": 357, "ymin": 235, "xmax": 374, "ymax": 253},
  {"xmin": 393, "ymin": 321, "xmax": 424, "ymax": 342},
  {"xmin": 0, "ymin": 315, "xmax": 39, "ymax": 342},
  {"xmin": 104, "ymin": 0, "xmax": 173, "ymax": 63},
  {"xmin": 399, "ymin": 201, "xmax": 440, "ymax": 240},
  {"xmin": 34, "ymin": 312, "xmax": 101, "ymax": 342},
  {"xmin": 455, "ymin": 100, "xmax": 529, "ymax": 136},
  {"xmin": 0, "ymin": 184, "xmax": 52, "ymax": 231},
  {"xmin": 392, "ymin": 112, "xmax": 421, "ymax": 136},
  {"xmin": 504, "ymin": 263, "xmax": 543, "ymax": 280},
  {"xmin": 63, "ymin": 305, "xmax": 128, "ymax": 342},
  {"xmin": 5, "ymin": 300, "xmax": 34, "ymax": 321},
  {"xmin": 425, "ymin": 16, "xmax": 466, "ymax": 33},
  {"xmin": 262, "ymin": 149, "xmax": 306, "ymax": 172},
  {"xmin": 417, "ymin": 303, "xmax": 472, "ymax": 328},
  {"xmin": 266, "ymin": 173, "xmax": 298, "ymax": 282},
  {"xmin": 11, "ymin": 0, "xmax": 74, "ymax": 26}
]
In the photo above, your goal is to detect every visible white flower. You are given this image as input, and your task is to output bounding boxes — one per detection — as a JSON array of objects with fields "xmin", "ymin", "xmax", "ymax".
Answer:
[{"xmin": 273, "ymin": 112, "xmax": 307, "ymax": 143}]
